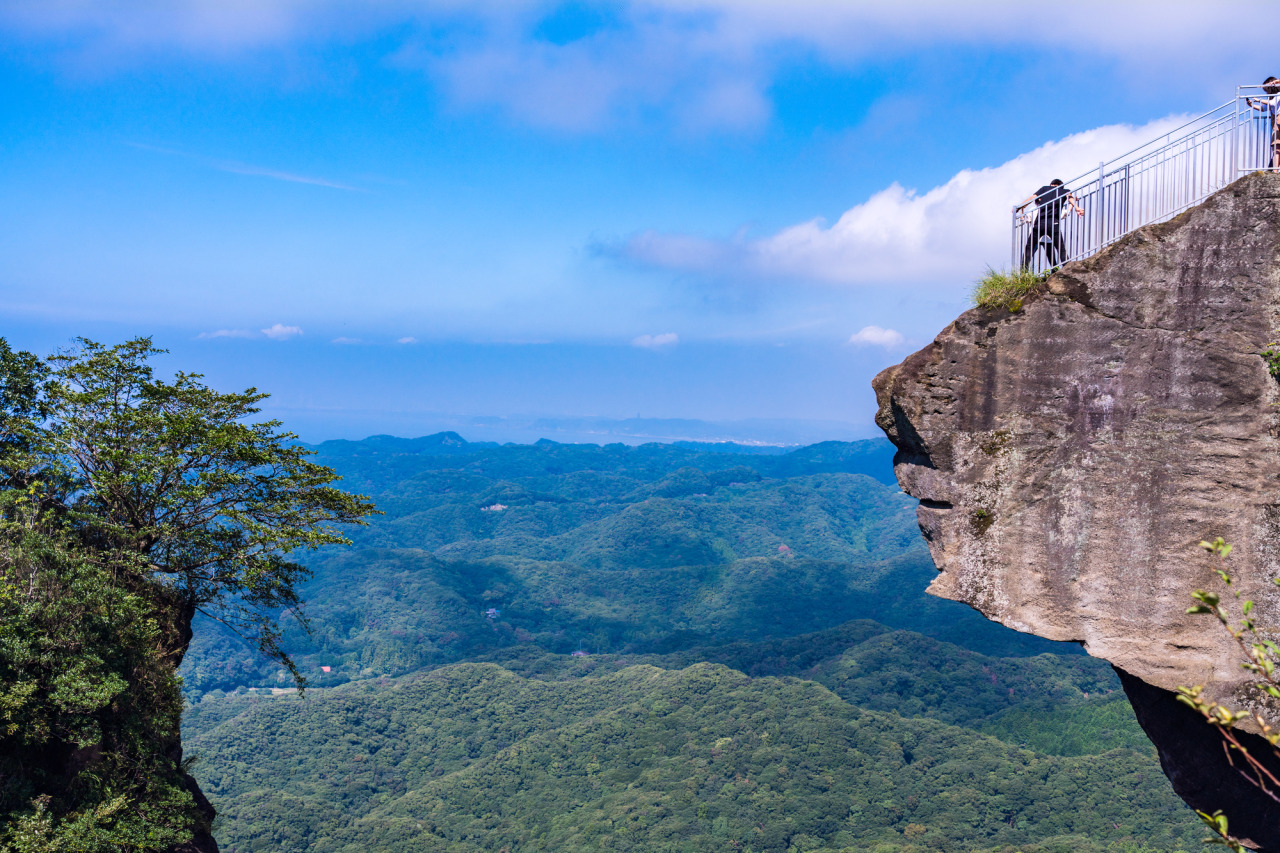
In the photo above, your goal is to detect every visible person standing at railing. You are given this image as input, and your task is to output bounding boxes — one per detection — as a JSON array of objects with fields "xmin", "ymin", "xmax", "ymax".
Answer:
[
  {"xmin": 1245, "ymin": 77, "xmax": 1280, "ymax": 169},
  {"xmin": 1018, "ymin": 179, "xmax": 1084, "ymax": 271}
]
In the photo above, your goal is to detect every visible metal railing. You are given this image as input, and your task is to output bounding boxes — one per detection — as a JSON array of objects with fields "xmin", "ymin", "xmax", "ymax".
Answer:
[{"xmin": 1014, "ymin": 85, "xmax": 1280, "ymax": 274}]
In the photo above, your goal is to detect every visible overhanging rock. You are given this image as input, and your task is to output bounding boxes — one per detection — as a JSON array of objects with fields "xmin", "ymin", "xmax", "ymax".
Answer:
[{"xmin": 873, "ymin": 171, "xmax": 1280, "ymax": 848}]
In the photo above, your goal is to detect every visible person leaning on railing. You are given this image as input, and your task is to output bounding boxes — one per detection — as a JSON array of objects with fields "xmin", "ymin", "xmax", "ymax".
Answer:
[
  {"xmin": 1017, "ymin": 179, "xmax": 1084, "ymax": 272},
  {"xmin": 1245, "ymin": 76, "xmax": 1280, "ymax": 170}
]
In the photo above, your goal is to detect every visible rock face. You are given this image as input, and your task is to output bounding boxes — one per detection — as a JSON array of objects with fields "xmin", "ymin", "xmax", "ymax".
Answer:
[{"xmin": 873, "ymin": 172, "xmax": 1280, "ymax": 847}]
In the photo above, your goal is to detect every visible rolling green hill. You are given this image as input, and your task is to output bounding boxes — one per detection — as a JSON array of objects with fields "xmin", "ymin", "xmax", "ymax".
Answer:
[
  {"xmin": 180, "ymin": 436, "xmax": 1198, "ymax": 852},
  {"xmin": 180, "ymin": 437, "xmax": 1064, "ymax": 698},
  {"xmin": 185, "ymin": 661, "xmax": 1197, "ymax": 853}
]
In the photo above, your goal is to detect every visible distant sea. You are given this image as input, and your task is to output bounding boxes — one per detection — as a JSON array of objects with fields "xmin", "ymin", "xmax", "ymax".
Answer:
[{"xmin": 272, "ymin": 412, "xmax": 880, "ymax": 447}]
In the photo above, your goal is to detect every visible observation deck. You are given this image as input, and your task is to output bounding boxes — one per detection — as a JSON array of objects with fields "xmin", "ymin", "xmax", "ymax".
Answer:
[{"xmin": 1014, "ymin": 85, "xmax": 1280, "ymax": 274}]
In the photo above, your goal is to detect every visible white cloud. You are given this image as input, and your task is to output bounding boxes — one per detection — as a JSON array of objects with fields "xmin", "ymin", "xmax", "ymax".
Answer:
[
  {"xmin": 262, "ymin": 323, "xmax": 303, "ymax": 340},
  {"xmin": 197, "ymin": 328, "xmax": 254, "ymax": 339},
  {"xmin": 848, "ymin": 326, "xmax": 904, "ymax": 348},
  {"xmin": 650, "ymin": 2, "xmax": 1256, "ymax": 59},
  {"xmin": 3, "ymin": 1, "xmax": 1259, "ymax": 56},
  {"xmin": 631, "ymin": 332, "xmax": 678, "ymax": 349},
  {"xmin": 404, "ymin": 13, "xmax": 771, "ymax": 132},
  {"xmin": 397, "ymin": 336, "xmax": 417, "ymax": 344},
  {"xmin": 3, "ymin": 3, "xmax": 1270, "ymax": 132},
  {"xmin": 618, "ymin": 114, "xmax": 1190, "ymax": 286},
  {"xmin": 331, "ymin": 336, "xmax": 361, "ymax": 344}
]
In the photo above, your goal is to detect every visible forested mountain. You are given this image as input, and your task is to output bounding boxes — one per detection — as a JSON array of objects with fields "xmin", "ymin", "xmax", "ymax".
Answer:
[
  {"xmin": 180, "ymin": 436, "xmax": 1053, "ymax": 698},
  {"xmin": 181, "ymin": 435, "xmax": 1201, "ymax": 852},
  {"xmin": 187, "ymin": 662, "xmax": 1192, "ymax": 853}
]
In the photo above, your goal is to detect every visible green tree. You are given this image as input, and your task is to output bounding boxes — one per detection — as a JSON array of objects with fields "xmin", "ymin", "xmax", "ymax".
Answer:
[
  {"xmin": 38, "ymin": 337, "xmax": 376, "ymax": 680},
  {"xmin": 0, "ymin": 337, "xmax": 377, "ymax": 851}
]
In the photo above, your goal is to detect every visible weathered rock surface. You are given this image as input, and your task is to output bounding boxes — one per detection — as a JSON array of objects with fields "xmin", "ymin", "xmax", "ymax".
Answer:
[{"xmin": 873, "ymin": 172, "xmax": 1280, "ymax": 847}]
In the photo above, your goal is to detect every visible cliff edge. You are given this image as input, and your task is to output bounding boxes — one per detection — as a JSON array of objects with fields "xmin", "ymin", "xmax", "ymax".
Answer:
[{"xmin": 873, "ymin": 171, "xmax": 1280, "ymax": 848}]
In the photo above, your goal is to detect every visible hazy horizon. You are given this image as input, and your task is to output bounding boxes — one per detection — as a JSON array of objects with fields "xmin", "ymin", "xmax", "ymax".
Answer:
[{"xmin": 296, "ymin": 413, "xmax": 884, "ymax": 448}]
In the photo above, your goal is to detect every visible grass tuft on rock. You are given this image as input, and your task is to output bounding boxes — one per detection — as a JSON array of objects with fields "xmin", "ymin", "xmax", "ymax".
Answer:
[{"xmin": 972, "ymin": 267, "xmax": 1046, "ymax": 312}]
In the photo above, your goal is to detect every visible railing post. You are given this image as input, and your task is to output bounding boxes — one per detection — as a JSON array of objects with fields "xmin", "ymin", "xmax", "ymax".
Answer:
[
  {"xmin": 1232, "ymin": 89, "xmax": 1239, "ymax": 179},
  {"xmin": 1123, "ymin": 163, "xmax": 1130, "ymax": 233},
  {"xmin": 1095, "ymin": 161, "xmax": 1104, "ymax": 253}
]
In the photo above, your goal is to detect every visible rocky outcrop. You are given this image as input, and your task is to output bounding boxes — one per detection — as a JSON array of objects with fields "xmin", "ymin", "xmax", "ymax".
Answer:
[{"xmin": 873, "ymin": 172, "xmax": 1280, "ymax": 848}]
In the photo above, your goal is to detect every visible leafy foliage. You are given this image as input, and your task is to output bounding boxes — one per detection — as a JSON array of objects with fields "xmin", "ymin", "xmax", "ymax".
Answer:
[
  {"xmin": 0, "ymin": 337, "xmax": 374, "ymax": 850},
  {"xmin": 40, "ymin": 338, "xmax": 376, "ymax": 678},
  {"xmin": 1261, "ymin": 342, "xmax": 1280, "ymax": 378},
  {"xmin": 1179, "ymin": 538, "xmax": 1280, "ymax": 851},
  {"xmin": 0, "ymin": 521, "xmax": 199, "ymax": 851}
]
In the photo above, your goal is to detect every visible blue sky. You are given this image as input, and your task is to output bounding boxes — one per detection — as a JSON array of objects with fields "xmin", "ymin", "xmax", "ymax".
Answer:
[{"xmin": 1, "ymin": 2, "xmax": 1274, "ymax": 442}]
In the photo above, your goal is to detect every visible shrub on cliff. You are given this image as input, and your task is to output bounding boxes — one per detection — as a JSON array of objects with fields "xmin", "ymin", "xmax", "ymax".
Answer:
[{"xmin": 972, "ymin": 267, "xmax": 1046, "ymax": 312}]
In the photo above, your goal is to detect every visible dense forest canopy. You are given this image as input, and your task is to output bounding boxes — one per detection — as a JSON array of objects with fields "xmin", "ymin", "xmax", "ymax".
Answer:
[
  {"xmin": 182, "ymin": 433, "xmax": 1204, "ymax": 852},
  {"xmin": 187, "ymin": 661, "xmax": 1195, "ymax": 853},
  {"xmin": 181, "ymin": 434, "xmax": 1060, "ymax": 697}
]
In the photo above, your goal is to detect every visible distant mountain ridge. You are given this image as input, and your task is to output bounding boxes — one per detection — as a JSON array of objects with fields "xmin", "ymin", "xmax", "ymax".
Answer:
[
  {"xmin": 302, "ymin": 432, "xmax": 901, "ymax": 489},
  {"xmin": 297, "ymin": 414, "xmax": 878, "ymax": 447}
]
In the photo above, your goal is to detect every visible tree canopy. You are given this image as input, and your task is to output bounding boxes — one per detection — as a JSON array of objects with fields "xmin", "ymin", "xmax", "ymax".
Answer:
[
  {"xmin": 8, "ymin": 337, "xmax": 376, "ymax": 680},
  {"xmin": 0, "ymin": 337, "xmax": 376, "ymax": 851}
]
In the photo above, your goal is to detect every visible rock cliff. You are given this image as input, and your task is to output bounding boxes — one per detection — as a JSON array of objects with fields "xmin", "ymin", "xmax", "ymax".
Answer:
[{"xmin": 873, "ymin": 172, "xmax": 1280, "ymax": 848}]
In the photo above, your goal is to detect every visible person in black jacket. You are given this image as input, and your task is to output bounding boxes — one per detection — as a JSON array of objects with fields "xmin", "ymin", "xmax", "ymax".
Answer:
[
  {"xmin": 1018, "ymin": 179, "xmax": 1083, "ymax": 270},
  {"xmin": 1245, "ymin": 76, "xmax": 1280, "ymax": 169}
]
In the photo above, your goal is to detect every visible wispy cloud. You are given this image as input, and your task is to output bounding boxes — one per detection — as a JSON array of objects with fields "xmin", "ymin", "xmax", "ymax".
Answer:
[
  {"xmin": 632, "ymin": 332, "xmax": 678, "ymax": 349},
  {"xmin": 197, "ymin": 328, "xmax": 255, "ymax": 339},
  {"xmin": 612, "ymin": 115, "xmax": 1190, "ymax": 286},
  {"xmin": 847, "ymin": 326, "xmax": 903, "ymax": 348},
  {"xmin": 331, "ymin": 336, "xmax": 361, "ymax": 344},
  {"xmin": 401, "ymin": 13, "xmax": 770, "ymax": 133},
  {"xmin": 216, "ymin": 160, "xmax": 359, "ymax": 191},
  {"xmin": 126, "ymin": 141, "xmax": 359, "ymax": 191},
  {"xmin": 198, "ymin": 324, "xmax": 304, "ymax": 340},
  {"xmin": 397, "ymin": 336, "xmax": 417, "ymax": 344},
  {"xmin": 262, "ymin": 323, "xmax": 303, "ymax": 340}
]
